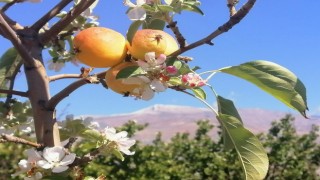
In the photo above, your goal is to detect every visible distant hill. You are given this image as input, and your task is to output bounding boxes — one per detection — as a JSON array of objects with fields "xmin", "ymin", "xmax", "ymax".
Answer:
[{"xmin": 91, "ymin": 104, "xmax": 319, "ymax": 143}]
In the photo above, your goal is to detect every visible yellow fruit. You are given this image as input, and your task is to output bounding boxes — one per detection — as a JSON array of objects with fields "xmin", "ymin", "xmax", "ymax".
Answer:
[
  {"xmin": 105, "ymin": 62, "xmax": 142, "ymax": 96},
  {"xmin": 127, "ymin": 29, "xmax": 179, "ymax": 60},
  {"xmin": 73, "ymin": 27, "xmax": 127, "ymax": 68}
]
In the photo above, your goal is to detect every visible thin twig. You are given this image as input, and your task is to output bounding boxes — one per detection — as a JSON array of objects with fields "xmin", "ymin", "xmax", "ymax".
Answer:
[
  {"xmin": 1, "ymin": 134, "xmax": 42, "ymax": 148},
  {"xmin": 4, "ymin": 61, "xmax": 23, "ymax": 108},
  {"xmin": 0, "ymin": 89, "xmax": 28, "ymax": 97},
  {"xmin": 170, "ymin": 0, "xmax": 256, "ymax": 57},
  {"xmin": 165, "ymin": 15, "xmax": 186, "ymax": 48},
  {"xmin": 0, "ymin": 12, "xmax": 36, "ymax": 67},
  {"xmin": 49, "ymin": 74, "xmax": 82, "ymax": 82},
  {"xmin": 1, "ymin": 0, "xmax": 22, "ymax": 12},
  {"xmin": 46, "ymin": 76, "xmax": 99, "ymax": 110},
  {"xmin": 71, "ymin": 147, "xmax": 101, "ymax": 167},
  {"xmin": 227, "ymin": 0, "xmax": 239, "ymax": 16},
  {"xmin": 40, "ymin": 0, "xmax": 97, "ymax": 45},
  {"xmin": 31, "ymin": 0, "xmax": 74, "ymax": 31},
  {"xmin": 0, "ymin": 11, "xmax": 24, "ymax": 32},
  {"xmin": 64, "ymin": 137, "xmax": 78, "ymax": 149}
]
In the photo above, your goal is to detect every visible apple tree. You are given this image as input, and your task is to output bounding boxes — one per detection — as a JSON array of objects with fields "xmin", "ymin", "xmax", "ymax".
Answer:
[{"xmin": 0, "ymin": 0, "xmax": 308, "ymax": 179}]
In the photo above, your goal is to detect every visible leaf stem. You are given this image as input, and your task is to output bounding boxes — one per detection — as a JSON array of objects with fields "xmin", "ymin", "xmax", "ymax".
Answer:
[{"xmin": 177, "ymin": 88, "xmax": 218, "ymax": 116}]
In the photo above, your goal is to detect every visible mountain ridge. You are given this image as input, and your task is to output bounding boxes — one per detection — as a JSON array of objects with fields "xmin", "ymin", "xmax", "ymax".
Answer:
[{"xmin": 91, "ymin": 104, "xmax": 319, "ymax": 143}]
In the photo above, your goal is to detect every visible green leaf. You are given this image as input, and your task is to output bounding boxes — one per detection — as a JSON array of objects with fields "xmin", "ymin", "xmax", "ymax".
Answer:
[
  {"xmin": 216, "ymin": 95, "xmax": 269, "ymax": 179},
  {"xmin": 217, "ymin": 114, "xmax": 269, "ymax": 180},
  {"xmin": 217, "ymin": 96, "xmax": 242, "ymax": 150},
  {"xmin": 219, "ymin": 60, "xmax": 308, "ymax": 117},
  {"xmin": 126, "ymin": 20, "xmax": 143, "ymax": 45},
  {"xmin": 116, "ymin": 66, "xmax": 145, "ymax": 79},
  {"xmin": 179, "ymin": 62, "xmax": 191, "ymax": 75},
  {"xmin": 141, "ymin": 4, "xmax": 156, "ymax": 11},
  {"xmin": 112, "ymin": 149, "xmax": 125, "ymax": 161},
  {"xmin": 81, "ymin": 129, "xmax": 102, "ymax": 141},
  {"xmin": 181, "ymin": 3, "xmax": 204, "ymax": 15},
  {"xmin": 217, "ymin": 96, "xmax": 242, "ymax": 123},
  {"xmin": 157, "ymin": 5, "xmax": 175, "ymax": 12},
  {"xmin": 143, "ymin": 19, "xmax": 166, "ymax": 30},
  {"xmin": 192, "ymin": 88, "xmax": 206, "ymax": 100},
  {"xmin": 0, "ymin": 48, "xmax": 22, "ymax": 96},
  {"xmin": 59, "ymin": 120, "xmax": 86, "ymax": 140},
  {"xmin": 168, "ymin": 77, "xmax": 182, "ymax": 86}
]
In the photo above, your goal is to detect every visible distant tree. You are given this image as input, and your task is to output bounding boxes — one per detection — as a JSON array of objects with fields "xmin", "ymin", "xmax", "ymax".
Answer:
[
  {"xmin": 263, "ymin": 115, "xmax": 320, "ymax": 180},
  {"xmin": 81, "ymin": 115, "xmax": 320, "ymax": 179}
]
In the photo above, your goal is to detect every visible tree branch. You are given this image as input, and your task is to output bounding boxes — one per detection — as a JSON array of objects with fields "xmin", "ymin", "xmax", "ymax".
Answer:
[
  {"xmin": 0, "ymin": 134, "xmax": 42, "ymax": 148},
  {"xmin": 46, "ymin": 76, "xmax": 99, "ymax": 110},
  {"xmin": 31, "ymin": 0, "xmax": 74, "ymax": 31},
  {"xmin": 71, "ymin": 146, "xmax": 101, "ymax": 167},
  {"xmin": 39, "ymin": 0, "xmax": 97, "ymax": 45},
  {"xmin": 165, "ymin": 15, "xmax": 186, "ymax": 48},
  {"xmin": 0, "ymin": 89, "xmax": 28, "ymax": 97},
  {"xmin": 1, "ymin": 0, "xmax": 22, "ymax": 12},
  {"xmin": 0, "ymin": 12, "xmax": 36, "ymax": 67},
  {"xmin": 49, "ymin": 74, "xmax": 82, "ymax": 82},
  {"xmin": 4, "ymin": 61, "xmax": 23, "ymax": 108},
  {"xmin": 170, "ymin": 0, "xmax": 256, "ymax": 57}
]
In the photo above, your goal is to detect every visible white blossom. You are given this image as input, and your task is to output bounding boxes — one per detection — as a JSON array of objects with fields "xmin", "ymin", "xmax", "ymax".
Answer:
[
  {"xmin": 48, "ymin": 60, "xmax": 65, "ymax": 72},
  {"xmin": 137, "ymin": 52, "xmax": 166, "ymax": 72},
  {"xmin": 104, "ymin": 127, "xmax": 136, "ymax": 155},
  {"xmin": 12, "ymin": 149, "xmax": 43, "ymax": 178},
  {"xmin": 124, "ymin": 0, "xmax": 151, "ymax": 20},
  {"xmin": 37, "ymin": 146, "xmax": 76, "ymax": 173}
]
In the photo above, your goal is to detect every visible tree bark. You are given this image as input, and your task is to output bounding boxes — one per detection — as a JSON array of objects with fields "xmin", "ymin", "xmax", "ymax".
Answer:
[{"xmin": 24, "ymin": 40, "xmax": 60, "ymax": 147}]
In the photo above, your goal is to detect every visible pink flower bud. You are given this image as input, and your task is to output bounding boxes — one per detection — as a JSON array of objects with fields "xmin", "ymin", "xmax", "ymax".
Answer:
[{"xmin": 166, "ymin": 66, "xmax": 178, "ymax": 75}]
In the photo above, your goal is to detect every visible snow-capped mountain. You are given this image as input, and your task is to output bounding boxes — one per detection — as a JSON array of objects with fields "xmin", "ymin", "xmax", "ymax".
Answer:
[{"xmin": 92, "ymin": 104, "xmax": 319, "ymax": 143}]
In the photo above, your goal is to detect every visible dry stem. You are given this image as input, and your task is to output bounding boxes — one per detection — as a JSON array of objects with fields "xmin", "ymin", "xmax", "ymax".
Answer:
[{"xmin": 170, "ymin": 0, "xmax": 256, "ymax": 57}]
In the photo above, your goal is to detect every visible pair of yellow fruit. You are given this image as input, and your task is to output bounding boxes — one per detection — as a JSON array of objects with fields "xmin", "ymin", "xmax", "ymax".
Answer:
[{"xmin": 73, "ymin": 27, "xmax": 179, "ymax": 96}]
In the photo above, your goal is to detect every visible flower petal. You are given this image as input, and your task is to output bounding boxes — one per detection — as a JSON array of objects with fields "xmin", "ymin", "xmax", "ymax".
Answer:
[
  {"xmin": 156, "ymin": 54, "xmax": 166, "ymax": 65},
  {"xmin": 127, "ymin": 7, "xmax": 146, "ymax": 21},
  {"xmin": 137, "ymin": 60, "xmax": 150, "ymax": 70},
  {"xmin": 141, "ymin": 86, "xmax": 154, "ymax": 100},
  {"xmin": 59, "ymin": 153, "xmax": 76, "ymax": 166},
  {"xmin": 119, "ymin": 147, "xmax": 135, "ymax": 155},
  {"xmin": 144, "ymin": 52, "xmax": 156, "ymax": 62},
  {"xmin": 136, "ymin": 0, "xmax": 147, "ymax": 6},
  {"xmin": 150, "ymin": 80, "xmax": 167, "ymax": 92},
  {"xmin": 18, "ymin": 159, "xmax": 30, "ymax": 171},
  {"xmin": 123, "ymin": 0, "xmax": 136, "ymax": 7},
  {"xmin": 115, "ymin": 131, "xmax": 129, "ymax": 139},
  {"xmin": 26, "ymin": 149, "xmax": 43, "ymax": 162},
  {"xmin": 37, "ymin": 160, "xmax": 53, "ymax": 169},
  {"xmin": 52, "ymin": 165, "xmax": 69, "ymax": 173},
  {"xmin": 43, "ymin": 146, "xmax": 65, "ymax": 162}
]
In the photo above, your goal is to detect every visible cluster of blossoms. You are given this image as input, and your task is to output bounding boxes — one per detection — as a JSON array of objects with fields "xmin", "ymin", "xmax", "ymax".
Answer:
[
  {"xmin": 123, "ymin": 52, "xmax": 178, "ymax": 100},
  {"xmin": 12, "ymin": 147, "xmax": 76, "ymax": 180},
  {"xmin": 103, "ymin": 127, "xmax": 136, "ymax": 155},
  {"xmin": 13, "ymin": 120, "xmax": 135, "ymax": 179},
  {"xmin": 123, "ymin": 52, "xmax": 207, "ymax": 100}
]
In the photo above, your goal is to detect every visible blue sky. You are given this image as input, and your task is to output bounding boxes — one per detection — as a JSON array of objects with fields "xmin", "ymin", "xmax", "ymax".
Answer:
[{"xmin": 1, "ymin": 0, "xmax": 320, "ymax": 118}]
